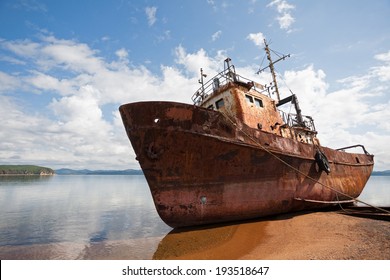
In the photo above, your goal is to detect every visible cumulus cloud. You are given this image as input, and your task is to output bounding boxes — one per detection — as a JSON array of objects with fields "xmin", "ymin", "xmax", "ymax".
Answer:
[
  {"xmin": 1, "ymin": 38, "xmax": 40, "ymax": 57},
  {"xmin": 267, "ymin": 0, "xmax": 295, "ymax": 31},
  {"xmin": 275, "ymin": 52, "xmax": 390, "ymax": 170},
  {"xmin": 40, "ymin": 36, "xmax": 104, "ymax": 73},
  {"xmin": 372, "ymin": 50, "xmax": 390, "ymax": 82},
  {"xmin": 0, "ymin": 71, "xmax": 21, "ymax": 93},
  {"xmin": 115, "ymin": 48, "xmax": 128, "ymax": 60},
  {"xmin": 145, "ymin": 6, "xmax": 157, "ymax": 26},
  {"xmin": 0, "ymin": 36, "xmax": 206, "ymax": 169},
  {"xmin": 246, "ymin": 32, "xmax": 266, "ymax": 48},
  {"xmin": 0, "ymin": 35, "xmax": 389, "ymax": 170},
  {"xmin": 174, "ymin": 45, "xmax": 222, "ymax": 77},
  {"xmin": 26, "ymin": 71, "xmax": 76, "ymax": 95},
  {"xmin": 211, "ymin": 30, "xmax": 222, "ymax": 41}
]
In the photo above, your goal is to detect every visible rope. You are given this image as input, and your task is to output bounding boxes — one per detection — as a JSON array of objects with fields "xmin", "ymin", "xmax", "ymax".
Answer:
[{"xmin": 220, "ymin": 110, "xmax": 390, "ymax": 215}]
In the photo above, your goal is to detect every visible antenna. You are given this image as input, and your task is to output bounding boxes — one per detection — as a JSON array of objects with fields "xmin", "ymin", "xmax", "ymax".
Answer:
[
  {"xmin": 198, "ymin": 68, "xmax": 207, "ymax": 96},
  {"xmin": 256, "ymin": 39, "xmax": 290, "ymax": 102}
]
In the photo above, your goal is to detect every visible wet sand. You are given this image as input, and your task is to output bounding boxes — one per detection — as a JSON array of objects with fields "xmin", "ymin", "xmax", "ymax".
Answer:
[
  {"xmin": 1, "ymin": 211, "xmax": 389, "ymax": 260},
  {"xmin": 153, "ymin": 211, "xmax": 390, "ymax": 260}
]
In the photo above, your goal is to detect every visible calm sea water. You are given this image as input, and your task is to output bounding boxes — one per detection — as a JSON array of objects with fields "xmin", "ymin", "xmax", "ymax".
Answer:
[{"xmin": 0, "ymin": 174, "xmax": 388, "ymax": 259}]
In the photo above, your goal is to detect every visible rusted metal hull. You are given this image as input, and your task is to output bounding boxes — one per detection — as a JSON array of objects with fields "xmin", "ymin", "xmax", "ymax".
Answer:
[{"xmin": 119, "ymin": 101, "xmax": 374, "ymax": 228}]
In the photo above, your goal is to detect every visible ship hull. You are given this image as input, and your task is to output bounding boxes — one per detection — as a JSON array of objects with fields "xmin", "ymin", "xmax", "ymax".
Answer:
[{"xmin": 120, "ymin": 101, "xmax": 374, "ymax": 227}]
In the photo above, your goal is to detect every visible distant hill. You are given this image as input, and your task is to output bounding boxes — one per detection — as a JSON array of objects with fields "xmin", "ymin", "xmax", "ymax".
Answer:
[
  {"xmin": 0, "ymin": 165, "xmax": 54, "ymax": 175},
  {"xmin": 55, "ymin": 168, "xmax": 143, "ymax": 175},
  {"xmin": 372, "ymin": 170, "xmax": 390, "ymax": 176}
]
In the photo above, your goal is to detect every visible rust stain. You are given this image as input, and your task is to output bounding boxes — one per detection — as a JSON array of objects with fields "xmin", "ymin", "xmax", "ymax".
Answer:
[
  {"xmin": 120, "ymin": 101, "xmax": 374, "ymax": 228},
  {"xmin": 165, "ymin": 106, "xmax": 193, "ymax": 121},
  {"xmin": 119, "ymin": 56, "xmax": 374, "ymax": 228}
]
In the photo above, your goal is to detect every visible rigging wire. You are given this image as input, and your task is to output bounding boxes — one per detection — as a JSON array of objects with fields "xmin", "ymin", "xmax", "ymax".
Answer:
[
  {"xmin": 258, "ymin": 55, "xmax": 266, "ymax": 73},
  {"xmin": 220, "ymin": 110, "xmax": 390, "ymax": 215},
  {"xmin": 271, "ymin": 48, "xmax": 287, "ymax": 59},
  {"xmin": 248, "ymin": 41, "xmax": 388, "ymax": 215}
]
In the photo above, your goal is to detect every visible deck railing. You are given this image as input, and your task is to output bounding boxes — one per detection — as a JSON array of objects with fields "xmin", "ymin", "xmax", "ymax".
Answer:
[
  {"xmin": 192, "ymin": 62, "xmax": 317, "ymax": 133},
  {"xmin": 192, "ymin": 65, "xmax": 265, "ymax": 106},
  {"xmin": 279, "ymin": 110, "xmax": 316, "ymax": 132}
]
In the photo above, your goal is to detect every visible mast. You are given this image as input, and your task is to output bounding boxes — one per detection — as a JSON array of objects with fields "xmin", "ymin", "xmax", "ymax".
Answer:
[
  {"xmin": 259, "ymin": 40, "xmax": 305, "ymax": 127},
  {"xmin": 258, "ymin": 39, "xmax": 290, "ymax": 103},
  {"xmin": 198, "ymin": 68, "xmax": 207, "ymax": 96},
  {"xmin": 264, "ymin": 39, "xmax": 281, "ymax": 102}
]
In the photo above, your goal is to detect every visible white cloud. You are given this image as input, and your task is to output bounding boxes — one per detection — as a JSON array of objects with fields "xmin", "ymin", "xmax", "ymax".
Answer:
[
  {"xmin": 174, "ymin": 45, "xmax": 221, "ymax": 77},
  {"xmin": 2, "ymin": 38, "xmax": 40, "ymax": 57},
  {"xmin": 157, "ymin": 30, "xmax": 171, "ymax": 42},
  {"xmin": 26, "ymin": 71, "xmax": 76, "ymax": 95},
  {"xmin": 50, "ymin": 85, "xmax": 103, "ymax": 123},
  {"xmin": 268, "ymin": 0, "xmax": 294, "ymax": 13},
  {"xmin": 206, "ymin": 0, "xmax": 218, "ymax": 11},
  {"xmin": 374, "ymin": 50, "xmax": 390, "ymax": 62},
  {"xmin": 0, "ymin": 55, "xmax": 26, "ymax": 65},
  {"xmin": 277, "ymin": 12, "xmax": 295, "ymax": 30},
  {"xmin": 0, "ymin": 89, "xmax": 132, "ymax": 169},
  {"xmin": 211, "ymin": 30, "xmax": 222, "ymax": 41},
  {"xmin": 12, "ymin": 0, "xmax": 47, "ymax": 12},
  {"xmin": 115, "ymin": 48, "xmax": 128, "ymax": 60},
  {"xmin": 40, "ymin": 36, "xmax": 104, "ymax": 74},
  {"xmin": 145, "ymin": 6, "xmax": 157, "ymax": 26},
  {"xmin": 1, "ymin": 35, "xmax": 389, "ymax": 171},
  {"xmin": 267, "ymin": 0, "xmax": 295, "ymax": 31},
  {"xmin": 0, "ymin": 36, "xmax": 209, "ymax": 169},
  {"xmin": 0, "ymin": 71, "xmax": 21, "ymax": 93},
  {"xmin": 372, "ymin": 50, "xmax": 390, "ymax": 82},
  {"xmin": 246, "ymin": 32, "xmax": 266, "ymax": 48},
  {"xmin": 275, "ymin": 55, "xmax": 390, "ymax": 170}
]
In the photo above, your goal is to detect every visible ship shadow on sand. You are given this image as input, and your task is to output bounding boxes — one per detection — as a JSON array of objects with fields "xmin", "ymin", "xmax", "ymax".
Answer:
[{"xmin": 152, "ymin": 209, "xmax": 337, "ymax": 260}]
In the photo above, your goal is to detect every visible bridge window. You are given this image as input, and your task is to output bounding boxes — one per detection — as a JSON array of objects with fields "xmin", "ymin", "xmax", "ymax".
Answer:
[
  {"xmin": 245, "ymin": 95, "xmax": 253, "ymax": 104},
  {"xmin": 216, "ymin": 98, "xmax": 224, "ymax": 109},
  {"xmin": 255, "ymin": 98, "xmax": 263, "ymax": 108}
]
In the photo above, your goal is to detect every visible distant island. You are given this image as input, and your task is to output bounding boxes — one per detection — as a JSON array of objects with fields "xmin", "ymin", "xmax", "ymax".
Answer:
[
  {"xmin": 372, "ymin": 170, "xmax": 390, "ymax": 176},
  {"xmin": 0, "ymin": 165, "xmax": 55, "ymax": 175},
  {"xmin": 0, "ymin": 165, "xmax": 144, "ymax": 175}
]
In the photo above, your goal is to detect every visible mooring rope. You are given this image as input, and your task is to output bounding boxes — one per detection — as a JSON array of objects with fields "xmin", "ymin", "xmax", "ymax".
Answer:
[{"xmin": 220, "ymin": 110, "xmax": 390, "ymax": 215}]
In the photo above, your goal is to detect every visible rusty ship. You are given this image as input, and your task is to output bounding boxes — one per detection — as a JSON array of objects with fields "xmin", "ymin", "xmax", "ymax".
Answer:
[{"xmin": 119, "ymin": 41, "xmax": 374, "ymax": 228}]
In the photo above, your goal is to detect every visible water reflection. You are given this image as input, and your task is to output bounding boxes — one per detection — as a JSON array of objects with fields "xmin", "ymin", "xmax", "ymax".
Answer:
[
  {"xmin": 357, "ymin": 176, "xmax": 390, "ymax": 206},
  {"xmin": 153, "ymin": 177, "xmax": 390, "ymax": 260},
  {"xmin": 0, "ymin": 174, "xmax": 388, "ymax": 259},
  {"xmin": 0, "ymin": 175, "xmax": 54, "ymax": 184},
  {"xmin": 153, "ymin": 223, "xmax": 237, "ymax": 260},
  {"xmin": 0, "ymin": 175, "xmax": 171, "ymax": 259},
  {"xmin": 152, "ymin": 218, "xmax": 271, "ymax": 260},
  {"xmin": 0, "ymin": 238, "xmax": 164, "ymax": 260}
]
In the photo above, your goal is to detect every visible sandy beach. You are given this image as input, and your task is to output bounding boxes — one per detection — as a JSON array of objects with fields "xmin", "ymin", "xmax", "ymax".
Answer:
[
  {"xmin": 1, "ymin": 210, "xmax": 388, "ymax": 260},
  {"xmin": 153, "ymin": 210, "xmax": 389, "ymax": 260}
]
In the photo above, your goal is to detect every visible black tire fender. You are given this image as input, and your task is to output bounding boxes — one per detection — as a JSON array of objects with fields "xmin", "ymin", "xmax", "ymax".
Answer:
[{"xmin": 315, "ymin": 150, "xmax": 331, "ymax": 174}]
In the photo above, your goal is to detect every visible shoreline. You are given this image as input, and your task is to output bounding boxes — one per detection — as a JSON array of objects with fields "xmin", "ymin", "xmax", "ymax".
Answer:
[
  {"xmin": 0, "ymin": 174, "xmax": 54, "ymax": 176},
  {"xmin": 153, "ymin": 211, "xmax": 390, "ymax": 260},
  {"xmin": 1, "ymin": 211, "xmax": 388, "ymax": 260}
]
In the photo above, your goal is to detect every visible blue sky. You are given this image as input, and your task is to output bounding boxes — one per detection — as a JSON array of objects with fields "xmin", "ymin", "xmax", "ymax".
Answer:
[{"xmin": 0, "ymin": 0, "xmax": 389, "ymax": 170}]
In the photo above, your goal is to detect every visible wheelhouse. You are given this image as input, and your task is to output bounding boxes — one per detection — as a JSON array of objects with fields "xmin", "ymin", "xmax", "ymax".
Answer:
[{"xmin": 192, "ymin": 58, "xmax": 319, "ymax": 146}]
